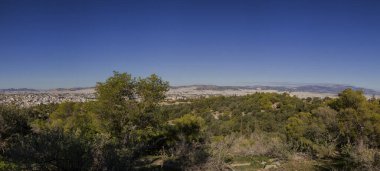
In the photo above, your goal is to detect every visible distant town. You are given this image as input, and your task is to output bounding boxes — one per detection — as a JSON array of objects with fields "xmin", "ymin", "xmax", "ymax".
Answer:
[{"xmin": 1, "ymin": 84, "xmax": 378, "ymax": 107}]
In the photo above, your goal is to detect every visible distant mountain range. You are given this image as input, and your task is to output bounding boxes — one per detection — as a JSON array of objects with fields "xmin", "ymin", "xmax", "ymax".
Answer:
[
  {"xmin": 284, "ymin": 85, "xmax": 379, "ymax": 95},
  {"xmin": 172, "ymin": 84, "xmax": 380, "ymax": 95},
  {"xmin": 1, "ymin": 84, "xmax": 379, "ymax": 95},
  {"xmin": 0, "ymin": 88, "xmax": 40, "ymax": 93},
  {"xmin": 0, "ymin": 87, "xmax": 95, "ymax": 94}
]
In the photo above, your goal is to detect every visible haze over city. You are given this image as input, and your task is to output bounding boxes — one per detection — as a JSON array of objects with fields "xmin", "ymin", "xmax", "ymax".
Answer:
[{"xmin": 1, "ymin": 0, "xmax": 379, "ymax": 90}]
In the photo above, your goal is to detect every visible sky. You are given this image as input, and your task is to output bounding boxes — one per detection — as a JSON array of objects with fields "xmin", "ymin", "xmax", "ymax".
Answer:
[{"xmin": 0, "ymin": 0, "xmax": 379, "ymax": 90}]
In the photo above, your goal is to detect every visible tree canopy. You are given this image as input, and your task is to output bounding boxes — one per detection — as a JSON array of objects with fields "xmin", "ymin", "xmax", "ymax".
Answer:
[{"xmin": 0, "ymin": 73, "xmax": 379, "ymax": 170}]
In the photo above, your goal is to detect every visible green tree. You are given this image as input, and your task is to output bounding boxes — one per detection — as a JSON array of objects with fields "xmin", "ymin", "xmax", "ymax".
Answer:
[
  {"xmin": 330, "ymin": 89, "xmax": 380, "ymax": 147},
  {"xmin": 96, "ymin": 71, "xmax": 136, "ymax": 109},
  {"xmin": 137, "ymin": 74, "xmax": 169, "ymax": 107},
  {"xmin": 330, "ymin": 89, "xmax": 366, "ymax": 111}
]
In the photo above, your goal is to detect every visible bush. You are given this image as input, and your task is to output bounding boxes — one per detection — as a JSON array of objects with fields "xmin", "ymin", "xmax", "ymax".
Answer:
[
  {"xmin": 207, "ymin": 132, "xmax": 290, "ymax": 168},
  {"xmin": 342, "ymin": 145, "xmax": 380, "ymax": 170}
]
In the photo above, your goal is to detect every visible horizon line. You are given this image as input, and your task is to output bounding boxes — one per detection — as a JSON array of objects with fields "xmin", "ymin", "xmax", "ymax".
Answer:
[{"xmin": 1, "ymin": 82, "xmax": 379, "ymax": 92}]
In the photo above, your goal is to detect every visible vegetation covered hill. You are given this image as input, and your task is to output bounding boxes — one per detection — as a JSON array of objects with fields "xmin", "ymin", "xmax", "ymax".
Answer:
[{"xmin": 1, "ymin": 72, "xmax": 379, "ymax": 170}]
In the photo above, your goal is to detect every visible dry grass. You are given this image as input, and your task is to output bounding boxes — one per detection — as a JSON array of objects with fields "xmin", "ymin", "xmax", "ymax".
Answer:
[
  {"xmin": 203, "ymin": 132, "xmax": 292, "ymax": 170},
  {"xmin": 346, "ymin": 146, "xmax": 380, "ymax": 170},
  {"xmin": 224, "ymin": 132, "xmax": 290, "ymax": 159}
]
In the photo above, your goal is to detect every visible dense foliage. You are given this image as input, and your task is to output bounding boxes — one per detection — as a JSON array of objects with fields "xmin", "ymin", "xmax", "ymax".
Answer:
[{"xmin": 0, "ymin": 72, "xmax": 379, "ymax": 170}]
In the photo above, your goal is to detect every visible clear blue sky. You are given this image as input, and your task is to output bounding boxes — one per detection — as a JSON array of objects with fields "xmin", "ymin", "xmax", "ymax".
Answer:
[{"xmin": 1, "ymin": 0, "xmax": 379, "ymax": 89}]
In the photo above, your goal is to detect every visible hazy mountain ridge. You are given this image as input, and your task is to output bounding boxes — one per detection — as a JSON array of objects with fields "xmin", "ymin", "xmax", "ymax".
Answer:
[
  {"xmin": 1, "ymin": 84, "xmax": 379, "ymax": 95},
  {"xmin": 0, "ymin": 88, "xmax": 40, "ymax": 93},
  {"xmin": 172, "ymin": 84, "xmax": 380, "ymax": 95},
  {"xmin": 289, "ymin": 85, "xmax": 379, "ymax": 95},
  {"xmin": 0, "ymin": 87, "xmax": 95, "ymax": 94}
]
